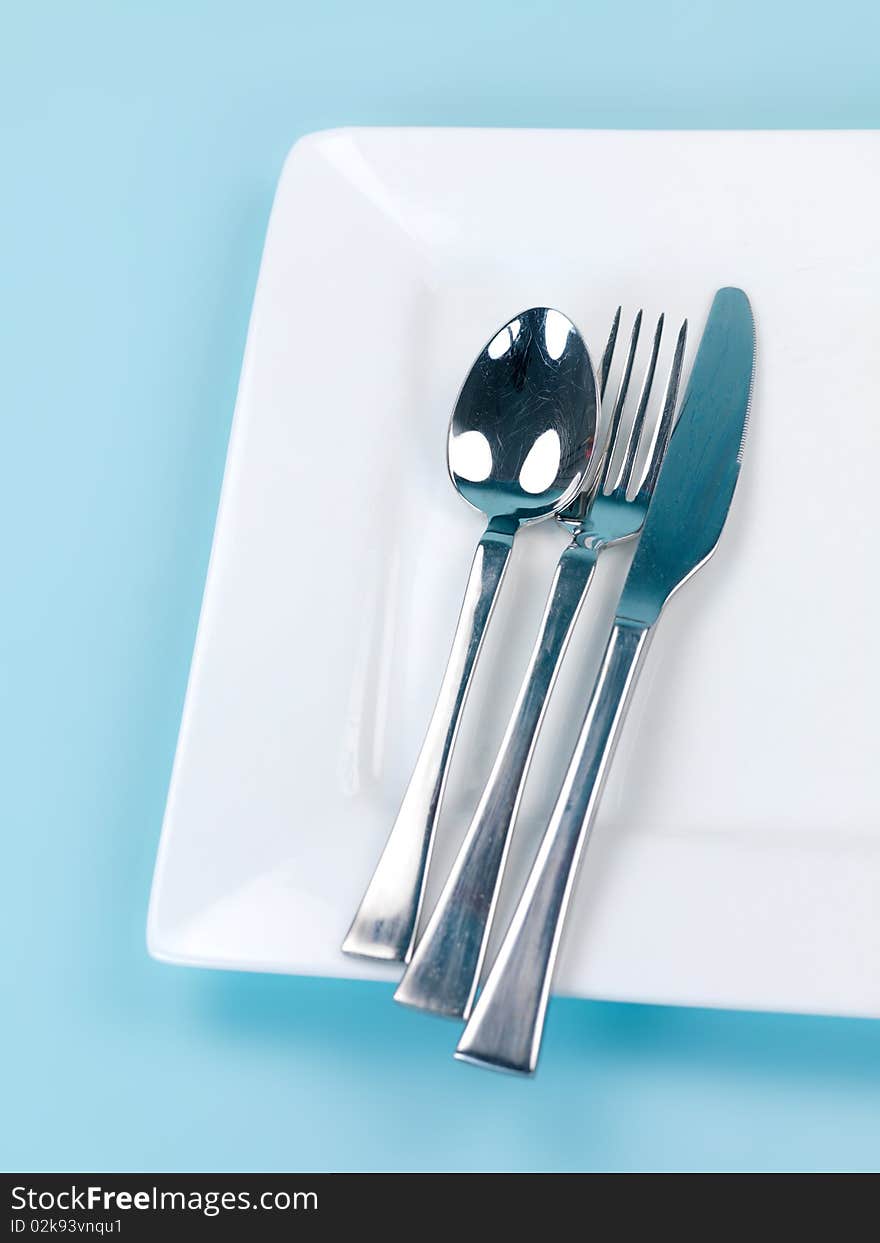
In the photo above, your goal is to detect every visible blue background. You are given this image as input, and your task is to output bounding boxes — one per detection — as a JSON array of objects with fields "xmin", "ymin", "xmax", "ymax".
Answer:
[{"xmin": 3, "ymin": 0, "xmax": 880, "ymax": 1173}]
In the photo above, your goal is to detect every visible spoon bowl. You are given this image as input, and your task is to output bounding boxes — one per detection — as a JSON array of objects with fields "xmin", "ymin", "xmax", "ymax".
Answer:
[{"xmin": 448, "ymin": 308, "xmax": 598, "ymax": 527}]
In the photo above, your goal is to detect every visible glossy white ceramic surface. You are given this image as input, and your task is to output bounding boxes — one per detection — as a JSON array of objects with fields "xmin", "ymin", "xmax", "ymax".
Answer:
[{"xmin": 148, "ymin": 128, "xmax": 880, "ymax": 1018}]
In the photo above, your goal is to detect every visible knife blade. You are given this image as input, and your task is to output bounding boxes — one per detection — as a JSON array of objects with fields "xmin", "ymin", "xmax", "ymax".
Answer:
[{"xmin": 618, "ymin": 285, "xmax": 755, "ymax": 625}]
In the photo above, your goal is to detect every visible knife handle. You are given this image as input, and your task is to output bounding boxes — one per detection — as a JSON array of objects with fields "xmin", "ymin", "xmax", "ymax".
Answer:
[
  {"xmin": 342, "ymin": 522, "xmax": 515, "ymax": 963},
  {"xmin": 456, "ymin": 617, "xmax": 652, "ymax": 1074},
  {"xmin": 394, "ymin": 540, "xmax": 599, "ymax": 1018}
]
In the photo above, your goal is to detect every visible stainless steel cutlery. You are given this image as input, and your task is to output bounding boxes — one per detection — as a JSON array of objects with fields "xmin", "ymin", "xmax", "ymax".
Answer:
[
  {"xmin": 456, "ymin": 287, "xmax": 755, "ymax": 1073},
  {"xmin": 394, "ymin": 309, "xmax": 687, "ymax": 1019},
  {"xmin": 343, "ymin": 308, "xmax": 600, "ymax": 964},
  {"xmin": 344, "ymin": 288, "xmax": 755, "ymax": 1074}
]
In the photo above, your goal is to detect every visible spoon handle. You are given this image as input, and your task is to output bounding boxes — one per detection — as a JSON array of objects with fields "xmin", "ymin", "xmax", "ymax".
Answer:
[
  {"xmin": 393, "ymin": 539, "xmax": 599, "ymax": 1018},
  {"xmin": 342, "ymin": 521, "xmax": 515, "ymax": 963},
  {"xmin": 456, "ymin": 618, "xmax": 652, "ymax": 1074}
]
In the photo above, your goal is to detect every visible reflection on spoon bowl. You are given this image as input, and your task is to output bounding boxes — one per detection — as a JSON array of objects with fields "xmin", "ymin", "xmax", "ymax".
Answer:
[{"xmin": 448, "ymin": 307, "xmax": 597, "ymax": 526}]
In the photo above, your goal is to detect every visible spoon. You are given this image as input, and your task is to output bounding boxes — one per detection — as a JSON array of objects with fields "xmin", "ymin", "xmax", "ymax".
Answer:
[{"xmin": 343, "ymin": 307, "xmax": 599, "ymax": 963}]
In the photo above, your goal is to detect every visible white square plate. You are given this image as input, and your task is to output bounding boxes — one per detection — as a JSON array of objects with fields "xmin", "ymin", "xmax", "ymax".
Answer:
[{"xmin": 148, "ymin": 128, "xmax": 880, "ymax": 1019}]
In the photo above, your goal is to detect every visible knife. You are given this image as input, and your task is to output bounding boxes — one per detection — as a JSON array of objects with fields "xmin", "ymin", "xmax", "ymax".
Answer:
[{"xmin": 455, "ymin": 287, "xmax": 756, "ymax": 1075}]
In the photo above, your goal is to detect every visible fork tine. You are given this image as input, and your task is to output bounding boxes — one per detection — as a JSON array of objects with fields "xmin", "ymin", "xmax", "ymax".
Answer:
[
  {"xmin": 615, "ymin": 313, "xmax": 664, "ymax": 494},
  {"xmin": 601, "ymin": 309, "xmax": 642, "ymax": 492},
  {"xmin": 637, "ymin": 318, "xmax": 688, "ymax": 499},
  {"xmin": 599, "ymin": 306, "xmax": 621, "ymax": 400}
]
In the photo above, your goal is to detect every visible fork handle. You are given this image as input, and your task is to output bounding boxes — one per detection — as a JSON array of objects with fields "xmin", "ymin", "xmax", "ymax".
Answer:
[
  {"xmin": 456, "ymin": 617, "xmax": 652, "ymax": 1074},
  {"xmin": 342, "ymin": 521, "xmax": 515, "ymax": 963},
  {"xmin": 394, "ymin": 540, "xmax": 599, "ymax": 1017}
]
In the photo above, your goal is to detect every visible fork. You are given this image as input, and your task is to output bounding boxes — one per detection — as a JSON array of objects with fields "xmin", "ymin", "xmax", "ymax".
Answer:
[{"xmin": 393, "ymin": 308, "xmax": 688, "ymax": 1019}]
